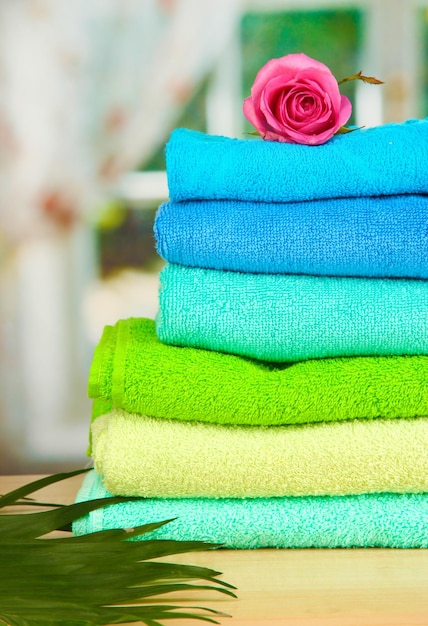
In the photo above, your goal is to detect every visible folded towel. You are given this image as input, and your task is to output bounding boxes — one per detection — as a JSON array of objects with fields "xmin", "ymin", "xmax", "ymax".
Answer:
[
  {"xmin": 155, "ymin": 195, "xmax": 428, "ymax": 279},
  {"xmin": 91, "ymin": 410, "xmax": 428, "ymax": 498},
  {"xmin": 73, "ymin": 471, "xmax": 428, "ymax": 549},
  {"xmin": 166, "ymin": 122, "xmax": 428, "ymax": 203},
  {"xmin": 157, "ymin": 264, "xmax": 428, "ymax": 362},
  {"xmin": 89, "ymin": 318, "xmax": 428, "ymax": 429}
]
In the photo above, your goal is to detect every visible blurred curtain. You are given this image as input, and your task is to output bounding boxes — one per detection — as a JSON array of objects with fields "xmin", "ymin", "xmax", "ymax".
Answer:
[
  {"xmin": 0, "ymin": 0, "xmax": 241, "ymax": 241},
  {"xmin": 0, "ymin": 0, "xmax": 241, "ymax": 466}
]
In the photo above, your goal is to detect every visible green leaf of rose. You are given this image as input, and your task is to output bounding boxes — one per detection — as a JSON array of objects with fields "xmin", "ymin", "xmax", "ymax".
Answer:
[{"xmin": 338, "ymin": 70, "xmax": 384, "ymax": 86}]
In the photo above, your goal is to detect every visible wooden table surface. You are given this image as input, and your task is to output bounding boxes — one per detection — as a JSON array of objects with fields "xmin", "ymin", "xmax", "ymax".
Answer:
[{"xmin": 1, "ymin": 474, "xmax": 428, "ymax": 626}]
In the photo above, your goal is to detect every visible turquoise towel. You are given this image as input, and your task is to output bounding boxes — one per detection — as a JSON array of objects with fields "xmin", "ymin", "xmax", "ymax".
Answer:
[
  {"xmin": 166, "ymin": 122, "xmax": 428, "ymax": 203},
  {"xmin": 91, "ymin": 410, "xmax": 428, "ymax": 498},
  {"xmin": 73, "ymin": 471, "xmax": 428, "ymax": 549},
  {"xmin": 155, "ymin": 195, "xmax": 428, "ymax": 278},
  {"xmin": 157, "ymin": 264, "xmax": 428, "ymax": 362},
  {"xmin": 88, "ymin": 318, "xmax": 428, "ymax": 428}
]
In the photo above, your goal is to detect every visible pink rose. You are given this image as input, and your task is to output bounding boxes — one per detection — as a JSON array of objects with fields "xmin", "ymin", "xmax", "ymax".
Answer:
[{"xmin": 243, "ymin": 53, "xmax": 352, "ymax": 146}]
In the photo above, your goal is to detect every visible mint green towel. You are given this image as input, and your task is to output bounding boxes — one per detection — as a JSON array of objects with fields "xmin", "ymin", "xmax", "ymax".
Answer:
[
  {"xmin": 88, "ymin": 318, "xmax": 428, "ymax": 428},
  {"xmin": 91, "ymin": 410, "xmax": 428, "ymax": 498},
  {"xmin": 157, "ymin": 264, "xmax": 428, "ymax": 362},
  {"xmin": 73, "ymin": 471, "xmax": 428, "ymax": 549}
]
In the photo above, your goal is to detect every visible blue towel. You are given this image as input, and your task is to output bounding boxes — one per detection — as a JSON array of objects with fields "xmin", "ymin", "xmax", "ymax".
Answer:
[
  {"xmin": 157, "ymin": 264, "xmax": 428, "ymax": 362},
  {"xmin": 73, "ymin": 471, "xmax": 428, "ymax": 549},
  {"xmin": 155, "ymin": 195, "xmax": 428, "ymax": 278},
  {"xmin": 166, "ymin": 122, "xmax": 428, "ymax": 203}
]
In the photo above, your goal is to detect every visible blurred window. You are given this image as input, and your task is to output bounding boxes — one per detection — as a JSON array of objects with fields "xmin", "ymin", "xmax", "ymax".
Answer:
[{"xmin": 97, "ymin": 5, "xmax": 363, "ymax": 278}]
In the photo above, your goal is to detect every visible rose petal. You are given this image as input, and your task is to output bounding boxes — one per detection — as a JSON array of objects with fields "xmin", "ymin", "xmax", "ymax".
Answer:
[
  {"xmin": 296, "ymin": 70, "xmax": 342, "ymax": 108},
  {"xmin": 257, "ymin": 53, "xmax": 335, "ymax": 83},
  {"xmin": 242, "ymin": 96, "xmax": 263, "ymax": 131},
  {"xmin": 338, "ymin": 94, "xmax": 352, "ymax": 127},
  {"xmin": 261, "ymin": 78, "xmax": 330, "ymax": 130},
  {"xmin": 249, "ymin": 66, "xmax": 296, "ymax": 115},
  {"xmin": 284, "ymin": 89, "xmax": 328, "ymax": 125},
  {"xmin": 248, "ymin": 53, "xmax": 330, "ymax": 108},
  {"xmin": 292, "ymin": 94, "xmax": 318, "ymax": 120}
]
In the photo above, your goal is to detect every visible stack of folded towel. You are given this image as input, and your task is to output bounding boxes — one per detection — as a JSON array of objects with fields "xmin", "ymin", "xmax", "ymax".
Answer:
[{"xmin": 74, "ymin": 119, "xmax": 428, "ymax": 548}]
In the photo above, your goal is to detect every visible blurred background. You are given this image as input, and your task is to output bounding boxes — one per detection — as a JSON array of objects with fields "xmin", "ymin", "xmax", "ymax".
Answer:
[{"xmin": 0, "ymin": 0, "xmax": 426, "ymax": 474}]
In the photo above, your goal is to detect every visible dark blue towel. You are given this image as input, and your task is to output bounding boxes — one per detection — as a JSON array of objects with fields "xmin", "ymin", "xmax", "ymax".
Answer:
[{"xmin": 155, "ymin": 194, "xmax": 428, "ymax": 278}]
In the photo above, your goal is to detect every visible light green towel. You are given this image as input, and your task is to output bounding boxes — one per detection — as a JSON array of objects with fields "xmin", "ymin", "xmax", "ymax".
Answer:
[
  {"xmin": 88, "ymin": 318, "xmax": 428, "ymax": 428},
  {"xmin": 73, "ymin": 470, "xmax": 428, "ymax": 549},
  {"xmin": 91, "ymin": 409, "xmax": 428, "ymax": 498},
  {"xmin": 157, "ymin": 264, "xmax": 428, "ymax": 361}
]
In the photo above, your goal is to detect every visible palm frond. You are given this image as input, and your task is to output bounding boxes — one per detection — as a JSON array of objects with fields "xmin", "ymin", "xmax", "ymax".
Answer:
[
  {"xmin": 0, "ymin": 469, "xmax": 90, "ymax": 509},
  {"xmin": 0, "ymin": 469, "xmax": 236, "ymax": 626}
]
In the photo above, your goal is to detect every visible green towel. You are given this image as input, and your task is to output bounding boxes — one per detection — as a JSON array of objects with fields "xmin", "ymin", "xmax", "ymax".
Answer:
[
  {"xmin": 73, "ymin": 470, "xmax": 428, "ymax": 549},
  {"xmin": 88, "ymin": 318, "xmax": 428, "ymax": 428},
  {"xmin": 157, "ymin": 264, "xmax": 428, "ymax": 361},
  {"xmin": 91, "ymin": 409, "xmax": 428, "ymax": 498}
]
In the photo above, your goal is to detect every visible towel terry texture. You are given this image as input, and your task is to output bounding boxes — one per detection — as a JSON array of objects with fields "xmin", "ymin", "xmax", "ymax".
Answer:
[
  {"xmin": 166, "ymin": 122, "xmax": 428, "ymax": 203},
  {"xmin": 91, "ymin": 410, "xmax": 428, "ymax": 498},
  {"xmin": 73, "ymin": 471, "xmax": 428, "ymax": 549},
  {"xmin": 155, "ymin": 195, "xmax": 428, "ymax": 279},
  {"xmin": 88, "ymin": 317, "xmax": 428, "ymax": 429},
  {"xmin": 157, "ymin": 264, "xmax": 428, "ymax": 362}
]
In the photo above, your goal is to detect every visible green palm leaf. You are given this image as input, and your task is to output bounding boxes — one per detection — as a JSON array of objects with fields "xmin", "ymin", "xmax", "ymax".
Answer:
[{"xmin": 0, "ymin": 470, "xmax": 236, "ymax": 626}]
